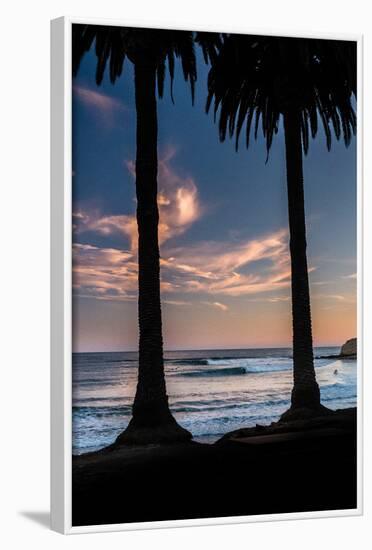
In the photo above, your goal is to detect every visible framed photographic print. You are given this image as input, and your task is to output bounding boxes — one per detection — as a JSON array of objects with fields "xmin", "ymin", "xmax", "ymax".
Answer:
[{"xmin": 51, "ymin": 16, "xmax": 362, "ymax": 534}]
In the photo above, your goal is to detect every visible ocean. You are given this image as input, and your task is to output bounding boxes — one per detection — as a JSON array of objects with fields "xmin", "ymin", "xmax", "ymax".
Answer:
[{"xmin": 72, "ymin": 347, "xmax": 357, "ymax": 454}]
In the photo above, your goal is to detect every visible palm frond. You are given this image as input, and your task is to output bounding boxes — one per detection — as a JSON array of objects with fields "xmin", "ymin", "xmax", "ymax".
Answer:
[
  {"xmin": 72, "ymin": 25, "xmax": 221, "ymax": 106},
  {"xmin": 205, "ymin": 34, "xmax": 356, "ymax": 159}
]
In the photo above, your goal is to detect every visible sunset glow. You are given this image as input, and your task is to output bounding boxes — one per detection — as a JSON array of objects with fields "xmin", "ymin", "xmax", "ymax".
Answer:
[{"xmin": 72, "ymin": 49, "xmax": 356, "ymax": 352}]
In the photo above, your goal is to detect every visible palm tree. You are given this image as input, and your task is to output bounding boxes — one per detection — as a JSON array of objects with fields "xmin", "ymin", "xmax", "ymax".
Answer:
[
  {"xmin": 205, "ymin": 34, "xmax": 356, "ymax": 419},
  {"xmin": 72, "ymin": 25, "xmax": 214, "ymax": 443}
]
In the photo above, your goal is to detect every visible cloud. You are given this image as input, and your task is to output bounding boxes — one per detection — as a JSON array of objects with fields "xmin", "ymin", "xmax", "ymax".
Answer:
[
  {"xmin": 73, "ymin": 85, "xmax": 127, "ymax": 126},
  {"xmin": 203, "ymin": 301, "xmax": 229, "ymax": 311},
  {"xmin": 72, "ymin": 243, "xmax": 137, "ymax": 301},
  {"xmin": 73, "ymin": 149, "xmax": 202, "ymax": 250},
  {"xmin": 163, "ymin": 300, "xmax": 190, "ymax": 306},
  {"xmin": 317, "ymin": 294, "xmax": 346, "ymax": 301},
  {"xmin": 343, "ymin": 273, "xmax": 357, "ymax": 280},
  {"xmin": 72, "ymin": 150, "xmax": 298, "ymax": 303},
  {"xmin": 73, "ymin": 225, "xmax": 296, "ymax": 303},
  {"xmin": 73, "ymin": 211, "xmax": 138, "ymax": 251},
  {"xmin": 313, "ymin": 293, "xmax": 356, "ymax": 304},
  {"xmin": 267, "ymin": 296, "xmax": 291, "ymax": 303},
  {"xmin": 160, "ymin": 229, "xmax": 292, "ymax": 297},
  {"xmin": 125, "ymin": 147, "xmax": 202, "ymax": 244}
]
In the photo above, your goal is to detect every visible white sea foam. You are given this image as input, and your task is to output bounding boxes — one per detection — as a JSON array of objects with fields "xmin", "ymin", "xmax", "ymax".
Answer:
[{"xmin": 72, "ymin": 347, "xmax": 357, "ymax": 454}]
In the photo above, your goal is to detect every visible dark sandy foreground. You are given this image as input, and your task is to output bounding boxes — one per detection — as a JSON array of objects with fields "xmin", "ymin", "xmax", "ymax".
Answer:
[{"xmin": 72, "ymin": 408, "xmax": 357, "ymax": 527}]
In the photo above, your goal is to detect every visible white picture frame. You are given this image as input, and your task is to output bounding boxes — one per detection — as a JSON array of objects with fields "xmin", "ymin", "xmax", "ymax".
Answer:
[{"xmin": 51, "ymin": 16, "xmax": 363, "ymax": 534}]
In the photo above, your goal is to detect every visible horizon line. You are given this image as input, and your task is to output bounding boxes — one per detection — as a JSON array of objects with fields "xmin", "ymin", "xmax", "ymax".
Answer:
[{"xmin": 72, "ymin": 343, "xmax": 345, "ymax": 354}]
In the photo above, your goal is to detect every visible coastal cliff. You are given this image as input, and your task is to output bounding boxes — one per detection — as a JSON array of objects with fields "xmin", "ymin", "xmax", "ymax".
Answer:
[{"xmin": 340, "ymin": 338, "xmax": 357, "ymax": 357}]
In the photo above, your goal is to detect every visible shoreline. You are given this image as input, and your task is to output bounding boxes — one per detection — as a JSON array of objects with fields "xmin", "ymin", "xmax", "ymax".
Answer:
[
  {"xmin": 72, "ymin": 407, "xmax": 357, "ymax": 527},
  {"xmin": 317, "ymin": 354, "xmax": 357, "ymax": 360},
  {"xmin": 73, "ymin": 348, "xmax": 356, "ymax": 455}
]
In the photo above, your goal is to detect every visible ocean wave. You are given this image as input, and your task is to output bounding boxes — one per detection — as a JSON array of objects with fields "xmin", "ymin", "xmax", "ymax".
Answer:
[
  {"xmin": 180, "ymin": 366, "xmax": 247, "ymax": 377},
  {"xmin": 73, "ymin": 405, "xmax": 132, "ymax": 417},
  {"xmin": 72, "ymin": 378, "xmax": 123, "ymax": 387},
  {"xmin": 73, "ymin": 396, "xmax": 127, "ymax": 404},
  {"xmin": 170, "ymin": 358, "xmax": 210, "ymax": 366},
  {"xmin": 168, "ymin": 355, "xmax": 292, "ymax": 366},
  {"xmin": 71, "ymin": 348, "xmax": 356, "ymax": 454},
  {"xmin": 206, "ymin": 356, "xmax": 291, "ymax": 365},
  {"xmin": 172, "ymin": 398, "xmax": 290, "ymax": 413},
  {"xmin": 178, "ymin": 363, "xmax": 292, "ymax": 377}
]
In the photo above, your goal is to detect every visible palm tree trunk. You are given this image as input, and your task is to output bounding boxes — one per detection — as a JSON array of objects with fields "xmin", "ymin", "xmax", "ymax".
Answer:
[
  {"xmin": 283, "ymin": 108, "xmax": 321, "ymax": 412},
  {"xmin": 116, "ymin": 59, "xmax": 191, "ymax": 444}
]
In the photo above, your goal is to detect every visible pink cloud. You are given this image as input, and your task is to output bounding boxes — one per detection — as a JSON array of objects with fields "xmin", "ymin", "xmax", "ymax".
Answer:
[
  {"xmin": 72, "ymin": 228, "xmax": 297, "ymax": 303},
  {"xmin": 72, "ymin": 152, "xmax": 306, "ymax": 303},
  {"xmin": 163, "ymin": 300, "xmax": 191, "ymax": 306},
  {"xmin": 160, "ymin": 229, "xmax": 293, "ymax": 297},
  {"xmin": 72, "ymin": 243, "xmax": 137, "ymax": 301},
  {"xmin": 203, "ymin": 301, "xmax": 229, "ymax": 311},
  {"xmin": 73, "ymin": 85, "xmax": 127, "ymax": 126}
]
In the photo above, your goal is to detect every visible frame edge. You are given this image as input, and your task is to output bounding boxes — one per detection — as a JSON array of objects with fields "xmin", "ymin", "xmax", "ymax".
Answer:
[{"xmin": 51, "ymin": 16, "xmax": 71, "ymax": 535}]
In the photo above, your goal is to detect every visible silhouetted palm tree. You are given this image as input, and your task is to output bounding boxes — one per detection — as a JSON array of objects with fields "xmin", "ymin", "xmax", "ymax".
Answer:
[
  {"xmin": 205, "ymin": 34, "xmax": 356, "ymax": 419},
  {"xmin": 72, "ymin": 25, "xmax": 219, "ymax": 443}
]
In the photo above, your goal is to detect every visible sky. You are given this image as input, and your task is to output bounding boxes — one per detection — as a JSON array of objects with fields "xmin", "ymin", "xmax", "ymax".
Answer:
[{"xmin": 72, "ymin": 38, "xmax": 357, "ymax": 352}]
